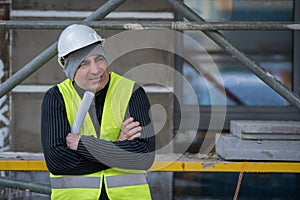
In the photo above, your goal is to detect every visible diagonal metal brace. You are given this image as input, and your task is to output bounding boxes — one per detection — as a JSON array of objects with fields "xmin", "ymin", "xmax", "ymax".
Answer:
[{"xmin": 168, "ymin": 0, "xmax": 300, "ymax": 110}]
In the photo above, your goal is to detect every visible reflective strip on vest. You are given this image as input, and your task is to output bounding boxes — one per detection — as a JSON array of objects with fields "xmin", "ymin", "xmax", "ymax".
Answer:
[
  {"xmin": 51, "ymin": 176, "xmax": 101, "ymax": 189},
  {"xmin": 106, "ymin": 173, "xmax": 147, "ymax": 188}
]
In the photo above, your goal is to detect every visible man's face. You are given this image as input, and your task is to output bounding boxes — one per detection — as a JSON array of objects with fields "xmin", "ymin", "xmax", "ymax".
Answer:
[{"xmin": 74, "ymin": 55, "xmax": 109, "ymax": 93}]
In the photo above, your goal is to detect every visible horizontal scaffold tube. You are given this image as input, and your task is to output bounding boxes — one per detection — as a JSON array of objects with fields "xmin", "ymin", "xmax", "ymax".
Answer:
[
  {"xmin": 0, "ymin": 176, "xmax": 51, "ymax": 195},
  {"xmin": 0, "ymin": 20, "xmax": 299, "ymax": 30}
]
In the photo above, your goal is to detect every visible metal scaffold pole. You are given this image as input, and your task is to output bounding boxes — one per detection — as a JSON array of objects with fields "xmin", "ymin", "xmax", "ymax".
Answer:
[
  {"xmin": 168, "ymin": 0, "xmax": 300, "ymax": 110},
  {"xmin": 0, "ymin": 21, "xmax": 299, "ymax": 31},
  {"xmin": 0, "ymin": 0, "xmax": 127, "ymax": 98},
  {"xmin": 0, "ymin": 176, "xmax": 51, "ymax": 195}
]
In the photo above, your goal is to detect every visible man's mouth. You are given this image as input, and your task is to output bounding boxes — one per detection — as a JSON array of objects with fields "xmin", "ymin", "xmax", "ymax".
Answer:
[{"xmin": 90, "ymin": 72, "xmax": 104, "ymax": 81}]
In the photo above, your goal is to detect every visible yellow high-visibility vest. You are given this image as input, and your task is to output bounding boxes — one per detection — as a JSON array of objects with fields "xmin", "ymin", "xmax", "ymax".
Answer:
[{"xmin": 50, "ymin": 72, "xmax": 152, "ymax": 200}]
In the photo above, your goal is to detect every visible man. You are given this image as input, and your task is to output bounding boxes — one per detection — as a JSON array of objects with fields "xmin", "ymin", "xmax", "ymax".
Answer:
[{"xmin": 41, "ymin": 24, "xmax": 155, "ymax": 200}]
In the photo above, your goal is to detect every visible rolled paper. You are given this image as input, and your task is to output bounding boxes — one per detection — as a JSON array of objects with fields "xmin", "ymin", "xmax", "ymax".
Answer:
[{"xmin": 71, "ymin": 91, "xmax": 95, "ymax": 134}]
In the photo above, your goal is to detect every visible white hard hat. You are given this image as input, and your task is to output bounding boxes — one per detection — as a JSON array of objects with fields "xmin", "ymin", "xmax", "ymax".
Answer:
[{"xmin": 57, "ymin": 24, "xmax": 104, "ymax": 67}]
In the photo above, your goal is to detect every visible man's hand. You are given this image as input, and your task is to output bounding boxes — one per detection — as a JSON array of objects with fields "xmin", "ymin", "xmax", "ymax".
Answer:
[
  {"xmin": 66, "ymin": 117, "xmax": 141, "ymax": 148},
  {"xmin": 118, "ymin": 117, "xmax": 142, "ymax": 141},
  {"xmin": 66, "ymin": 133, "xmax": 81, "ymax": 150}
]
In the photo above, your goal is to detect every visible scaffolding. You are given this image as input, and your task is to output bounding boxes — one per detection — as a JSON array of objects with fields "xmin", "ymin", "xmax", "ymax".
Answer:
[
  {"xmin": 0, "ymin": 0, "xmax": 300, "ymax": 109},
  {"xmin": 0, "ymin": 0, "xmax": 299, "ymax": 197}
]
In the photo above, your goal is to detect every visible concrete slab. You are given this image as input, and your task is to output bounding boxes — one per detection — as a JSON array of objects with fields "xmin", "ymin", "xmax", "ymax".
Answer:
[
  {"xmin": 215, "ymin": 133, "xmax": 300, "ymax": 161},
  {"xmin": 230, "ymin": 120, "xmax": 300, "ymax": 140}
]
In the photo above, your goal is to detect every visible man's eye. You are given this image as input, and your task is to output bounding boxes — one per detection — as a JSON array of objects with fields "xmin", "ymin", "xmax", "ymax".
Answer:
[
  {"xmin": 95, "ymin": 56, "xmax": 104, "ymax": 62},
  {"xmin": 80, "ymin": 61, "xmax": 88, "ymax": 66}
]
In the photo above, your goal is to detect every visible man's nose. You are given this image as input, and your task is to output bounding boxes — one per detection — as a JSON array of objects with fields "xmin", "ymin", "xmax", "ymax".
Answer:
[
  {"xmin": 90, "ymin": 60, "xmax": 101, "ymax": 72},
  {"xmin": 90, "ymin": 61, "xmax": 106, "ymax": 74}
]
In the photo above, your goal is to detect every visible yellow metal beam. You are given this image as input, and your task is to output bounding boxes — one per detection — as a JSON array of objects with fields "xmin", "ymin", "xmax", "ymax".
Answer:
[
  {"xmin": 150, "ymin": 161, "xmax": 300, "ymax": 173},
  {"xmin": 0, "ymin": 160, "xmax": 48, "ymax": 171},
  {"xmin": 0, "ymin": 160, "xmax": 300, "ymax": 173}
]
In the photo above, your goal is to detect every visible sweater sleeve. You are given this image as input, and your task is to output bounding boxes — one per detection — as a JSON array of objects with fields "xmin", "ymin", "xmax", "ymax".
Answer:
[
  {"xmin": 77, "ymin": 85, "xmax": 155, "ymax": 170},
  {"xmin": 41, "ymin": 86, "xmax": 109, "ymax": 175}
]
